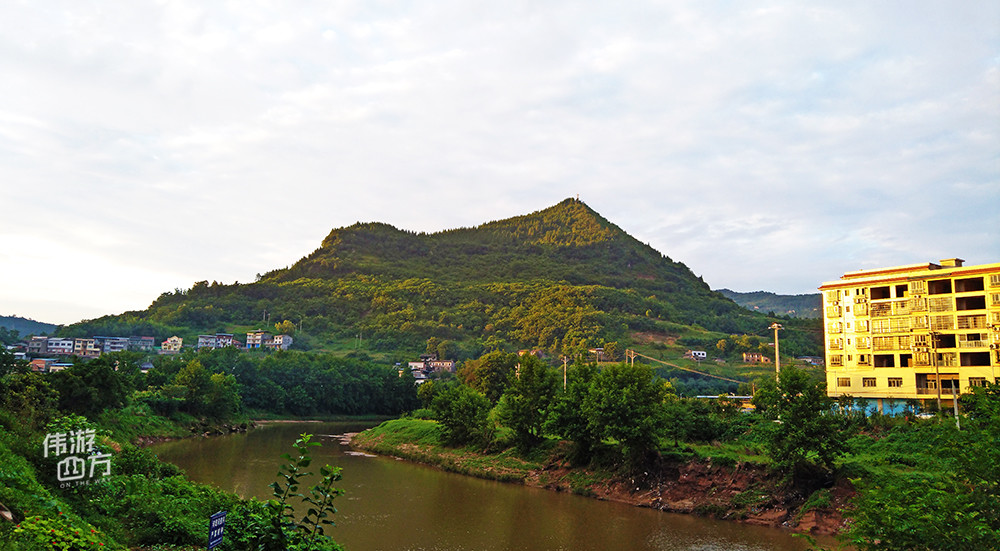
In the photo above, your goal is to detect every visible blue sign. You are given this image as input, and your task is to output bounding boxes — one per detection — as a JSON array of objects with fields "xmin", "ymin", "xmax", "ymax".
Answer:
[{"xmin": 208, "ymin": 510, "xmax": 227, "ymax": 549}]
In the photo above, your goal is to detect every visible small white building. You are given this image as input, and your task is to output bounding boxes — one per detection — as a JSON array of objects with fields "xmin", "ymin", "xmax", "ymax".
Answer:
[
  {"xmin": 197, "ymin": 335, "xmax": 218, "ymax": 349},
  {"xmin": 46, "ymin": 338, "xmax": 75, "ymax": 356},
  {"xmin": 683, "ymin": 350, "xmax": 707, "ymax": 361}
]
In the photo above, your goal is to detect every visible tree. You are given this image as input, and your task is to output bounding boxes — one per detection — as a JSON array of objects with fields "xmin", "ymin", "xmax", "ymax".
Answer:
[
  {"xmin": 274, "ymin": 320, "xmax": 296, "ymax": 335},
  {"xmin": 843, "ymin": 383, "xmax": 1000, "ymax": 551},
  {"xmin": 173, "ymin": 359, "xmax": 211, "ymax": 408},
  {"xmin": 456, "ymin": 350, "xmax": 517, "ymax": 404},
  {"xmin": 755, "ymin": 365, "xmax": 845, "ymax": 489},
  {"xmin": 662, "ymin": 397, "xmax": 693, "ymax": 447},
  {"xmin": 546, "ymin": 362, "xmax": 599, "ymax": 463},
  {"xmin": 584, "ymin": 363, "xmax": 668, "ymax": 467},
  {"xmin": 417, "ymin": 379, "xmax": 437, "ymax": 409},
  {"xmin": 203, "ymin": 373, "xmax": 241, "ymax": 420},
  {"xmin": 602, "ymin": 341, "xmax": 621, "ymax": 362},
  {"xmin": 496, "ymin": 355, "xmax": 558, "ymax": 450},
  {"xmin": 0, "ymin": 371, "xmax": 59, "ymax": 432},
  {"xmin": 49, "ymin": 358, "xmax": 129, "ymax": 417},
  {"xmin": 431, "ymin": 384, "xmax": 492, "ymax": 447},
  {"xmin": 0, "ymin": 347, "xmax": 27, "ymax": 376}
]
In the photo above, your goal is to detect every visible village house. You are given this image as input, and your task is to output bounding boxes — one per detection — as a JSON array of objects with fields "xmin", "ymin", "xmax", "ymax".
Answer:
[
  {"xmin": 267, "ymin": 334, "xmax": 293, "ymax": 351},
  {"xmin": 129, "ymin": 336, "xmax": 155, "ymax": 351},
  {"xmin": 197, "ymin": 335, "xmax": 218, "ymax": 349},
  {"xmin": 742, "ymin": 352, "xmax": 771, "ymax": 364},
  {"xmin": 160, "ymin": 336, "xmax": 183, "ymax": 354},
  {"xmin": 95, "ymin": 336, "xmax": 130, "ymax": 354},
  {"xmin": 73, "ymin": 338, "xmax": 102, "ymax": 358},
  {"xmin": 27, "ymin": 336, "xmax": 48, "ymax": 355},
  {"xmin": 46, "ymin": 338, "xmax": 75, "ymax": 356},
  {"xmin": 246, "ymin": 330, "xmax": 272, "ymax": 349}
]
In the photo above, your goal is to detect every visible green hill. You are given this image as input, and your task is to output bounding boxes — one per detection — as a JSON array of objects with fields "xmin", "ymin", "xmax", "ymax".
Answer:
[
  {"xmin": 0, "ymin": 315, "xmax": 58, "ymax": 336},
  {"xmin": 59, "ymin": 199, "xmax": 820, "ymax": 362},
  {"xmin": 715, "ymin": 289, "xmax": 822, "ymax": 319}
]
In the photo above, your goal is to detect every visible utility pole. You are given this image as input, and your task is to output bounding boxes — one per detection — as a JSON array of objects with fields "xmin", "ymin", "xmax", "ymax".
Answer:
[
  {"xmin": 769, "ymin": 322, "xmax": 783, "ymax": 382},
  {"xmin": 561, "ymin": 356, "xmax": 568, "ymax": 389},
  {"xmin": 930, "ymin": 330, "xmax": 941, "ymax": 414},
  {"xmin": 953, "ymin": 385, "xmax": 961, "ymax": 430}
]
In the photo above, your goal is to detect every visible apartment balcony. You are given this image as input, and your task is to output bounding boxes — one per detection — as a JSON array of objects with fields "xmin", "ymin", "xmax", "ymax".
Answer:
[
  {"xmin": 957, "ymin": 315, "xmax": 987, "ymax": 329},
  {"xmin": 916, "ymin": 387, "xmax": 960, "ymax": 396},
  {"xmin": 958, "ymin": 340, "xmax": 986, "ymax": 349},
  {"xmin": 928, "ymin": 297, "xmax": 953, "ymax": 313},
  {"xmin": 870, "ymin": 303, "xmax": 892, "ymax": 317},
  {"xmin": 930, "ymin": 316, "xmax": 954, "ymax": 331}
]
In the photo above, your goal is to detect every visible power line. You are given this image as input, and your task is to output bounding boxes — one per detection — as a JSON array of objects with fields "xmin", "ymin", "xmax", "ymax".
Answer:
[{"xmin": 626, "ymin": 349, "xmax": 748, "ymax": 384}]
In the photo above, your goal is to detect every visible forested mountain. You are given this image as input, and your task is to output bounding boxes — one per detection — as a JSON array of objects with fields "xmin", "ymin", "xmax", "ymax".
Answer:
[
  {"xmin": 714, "ymin": 289, "xmax": 822, "ymax": 319},
  {"xmin": 60, "ymin": 199, "xmax": 818, "ymax": 358},
  {"xmin": 0, "ymin": 315, "xmax": 57, "ymax": 336}
]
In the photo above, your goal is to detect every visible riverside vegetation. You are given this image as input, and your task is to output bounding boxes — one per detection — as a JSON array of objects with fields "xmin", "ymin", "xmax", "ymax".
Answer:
[
  {"xmin": 0, "ymin": 346, "xmax": 414, "ymax": 550},
  {"xmin": 353, "ymin": 354, "xmax": 1000, "ymax": 551}
]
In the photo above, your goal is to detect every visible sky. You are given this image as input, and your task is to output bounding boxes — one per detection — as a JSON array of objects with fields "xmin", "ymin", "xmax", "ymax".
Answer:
[{"xmin": 1, "ymin": 1, "xmax": 998, "ymax": 326}]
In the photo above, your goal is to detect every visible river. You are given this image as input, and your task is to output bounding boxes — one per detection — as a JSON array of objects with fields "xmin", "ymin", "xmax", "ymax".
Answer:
[{"xmin": 151, "ymin": 421, "xmax": 823, "ymax": 551}]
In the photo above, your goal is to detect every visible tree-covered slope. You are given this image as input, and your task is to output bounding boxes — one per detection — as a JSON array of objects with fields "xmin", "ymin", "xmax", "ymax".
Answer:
[
  {"xmin": 60, "ymin": 199, "xmax": 816, "ymax": 357},
  {"xmin": 272, "ymin": 199, "xmax": 703, "ymax": 294},
  {"xmin": 1, "ymin": 315, "xmax": 58, "ymax": 336},
  {"xmin": 715, "ymin": 289, "xmax": 822, "ymax": 319}
]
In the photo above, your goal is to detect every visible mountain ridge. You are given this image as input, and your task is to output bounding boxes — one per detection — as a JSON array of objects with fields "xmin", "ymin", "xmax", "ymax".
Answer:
[
  {"xmin": 58, "ymin": 198, "xmax": 819, "ymax": 360},
  {"xmin": 714, "ymin": 289, "xmax": 822, "ymax": 319}
]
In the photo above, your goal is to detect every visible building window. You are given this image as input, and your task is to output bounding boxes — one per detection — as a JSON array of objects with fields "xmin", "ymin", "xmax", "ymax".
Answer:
[
  {"xmin": 928, "ymin": 279, "xmax": 952, "ymax": 295},
  {"xmin": 888, "ymin": 377, "xmax": 903, "ymax": 387},
  {"xmin": 955, "ymin": 277, "xmax": 985, "ymax": 293},
  {"xmin": 858, "ymin": 354, "xmax": 869, "ymax": 365},
  {"xmin": 871, "ymin": 286, "xmax": 891, "ymax": 300},
  {"xmin": 830, "ymin": 355, "xmax": 843, "ymax": 367},
  {"xmin": 969, "ymin": 377, "xmax": 987, "ymax": 387},
  {"xmin": 837, "ymin": 377, "xmax": 851, "ymax": 387},
  {"xmin": 862, "ymin": 377, "xmax": 876, "ymax": 387}
]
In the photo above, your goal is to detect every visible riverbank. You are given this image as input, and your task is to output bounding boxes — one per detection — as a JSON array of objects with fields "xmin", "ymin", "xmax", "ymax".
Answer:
[{"xmin": 350, "ymin": 418, "xmax": 851, "ymax": 537}]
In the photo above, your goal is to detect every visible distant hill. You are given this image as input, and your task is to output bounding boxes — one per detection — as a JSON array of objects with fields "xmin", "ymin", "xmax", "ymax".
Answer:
[
  {"xmin": 59, "ymin": 199, "xmax": 820, "ymax": 359},
  {"xmin": 0, "ymin": 315, "xmax": 58, "ymax": 336},
  {"xmin": 714, "ymin": 289, "xmax": 821, "ymax": 319}
]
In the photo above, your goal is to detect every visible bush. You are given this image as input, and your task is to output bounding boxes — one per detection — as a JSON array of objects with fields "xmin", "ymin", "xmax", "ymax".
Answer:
[
  {"xmin": 10, "ymin": 512, "xmax": 123, "ymax": 551},
  {"xmin": 431, "ymin": 385, "xmax": 493, "ymax": 447}
]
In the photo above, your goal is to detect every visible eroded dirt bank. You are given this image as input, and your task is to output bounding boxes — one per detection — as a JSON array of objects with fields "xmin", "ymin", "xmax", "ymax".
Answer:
[{"xmin": 350, "ymin": 431, "xmax": 851, "ymax": 537}]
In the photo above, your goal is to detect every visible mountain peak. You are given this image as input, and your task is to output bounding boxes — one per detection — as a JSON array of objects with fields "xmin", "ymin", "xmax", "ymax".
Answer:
[{"xmin": 475, "ymin": 197, "xmax": 620, "ymax": 247}]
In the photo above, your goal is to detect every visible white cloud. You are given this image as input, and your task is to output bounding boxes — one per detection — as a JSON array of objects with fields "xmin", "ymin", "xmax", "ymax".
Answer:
[{"xmin": 0, "ymin": 0, "xmax": 997, "ymax": 324}]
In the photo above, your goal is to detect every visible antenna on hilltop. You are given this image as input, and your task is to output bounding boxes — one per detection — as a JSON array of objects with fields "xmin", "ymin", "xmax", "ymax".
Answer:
[{"xmin": 576, "ymin": 194, "xmax": 580, "ymax": 201}]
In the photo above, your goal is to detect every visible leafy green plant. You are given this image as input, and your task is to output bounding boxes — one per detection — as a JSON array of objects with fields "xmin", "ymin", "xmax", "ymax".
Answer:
[
  {"xmin": 11, "ymin": 511, "xmax": 122, "ymax": 550},
  {"xmin": 259, "ymin": 433, "xmax": 345, "ymax": 551}
]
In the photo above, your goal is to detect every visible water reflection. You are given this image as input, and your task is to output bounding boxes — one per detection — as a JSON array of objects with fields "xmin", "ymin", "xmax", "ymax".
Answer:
[{"xmin": 152, "ymin": 422, "xmax": 820, "ymax": 551}]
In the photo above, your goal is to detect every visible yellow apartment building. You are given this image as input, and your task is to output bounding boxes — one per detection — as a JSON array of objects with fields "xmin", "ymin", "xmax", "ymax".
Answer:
[{"xmin": 820, "ymin": 258, "xmax": 1000, "ymax": 412}]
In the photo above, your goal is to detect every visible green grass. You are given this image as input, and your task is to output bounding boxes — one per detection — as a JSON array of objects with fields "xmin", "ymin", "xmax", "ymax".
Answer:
[
  {"xmin": 353, "ymin": 419, "xmax": 544, "ymax": 483},
  {"xmin": 687, "ymin": 442, "xmax": 769, "ymax": 466},
  {"xmin": 355, "ymin": 418, "xmax": 444, "ymax": 448},
  {"xmin": 96, "ymin": 403, "xmax": 192, "ymax": 442}
]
